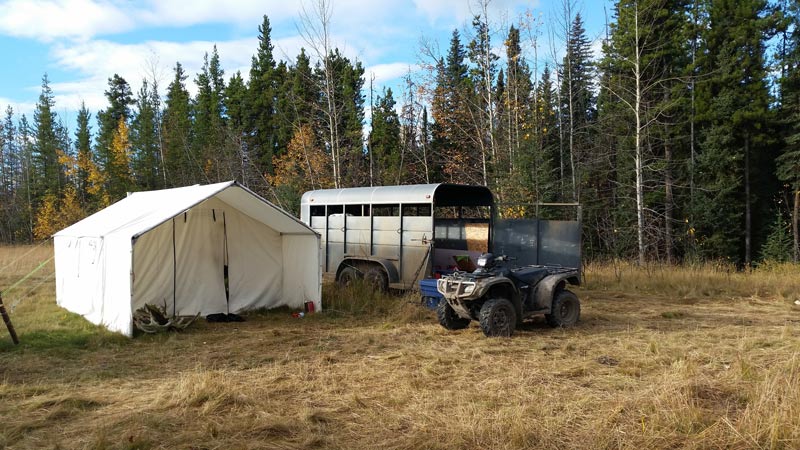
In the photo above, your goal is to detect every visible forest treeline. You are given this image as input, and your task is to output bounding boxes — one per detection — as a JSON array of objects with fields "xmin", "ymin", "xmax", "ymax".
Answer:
[{"xmin": 1, "ymin": 0, "xmax": 799, "ymax": 266}]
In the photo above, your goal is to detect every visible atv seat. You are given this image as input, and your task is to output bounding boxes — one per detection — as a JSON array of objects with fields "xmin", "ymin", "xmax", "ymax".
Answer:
[{"xmin": 510, "ymin": 267, "xmax": 548, "ymax": 286}]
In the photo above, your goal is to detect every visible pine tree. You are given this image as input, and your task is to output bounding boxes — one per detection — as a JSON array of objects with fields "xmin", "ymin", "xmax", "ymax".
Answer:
[
  {"xmin": 246, "ymin": 15, "xmax": 279, "ymax": 174},
  {"xmin": 96, "ymin": 74, "xmax": 134, "ymax": 175},
  {"xmin": 106, "ymin": 117, "xmax": 133, "ymax": 202},
  {"xmin": 528, "ymin": 65, "xmax": 557, "ymax": 204},
  {"xmin": 225, "ymin": 71, "xmax": 248, "ymax": 133},
  {"xmin": 760, "ymin": 210, "xmax": 793, "ymax": 262},
  {"xmin": 467, "ymin": 11, "xmax": 499, "ymax": 188},
  {"xmin": 500, "ymin": 24, "xmax": 538, "ymax": 205},
  {"xmin": 0, "ymin": 106, "xmax": 13, "ymax": 242},
  {"xmin": 74, "ymin": 103, "xmax": 92, "ymax": 204},
  {"xmin": 560, "ymin": 13, "xmax": 595, "ymax": 202},
  {"xmin": 162, "ymin": 62, "xmax": 195, "ymax": 186},
  {"xmin": 694, "ymin": 0, "xmax": 778, "ymax": 264},
  {"xmin": 32, "ymin": 74, "xmax": 64, "ymax": 199},
  {"xmin": 599, "ymin": 0, "xmax": 691, "ymax": 264},
  {"xmin": 370, "ymin": 88, "xmax": 402, "ymax": 185},
  {"xmin": 336, "ymin": 51, "xmax": 366, "ymax": 187},
  {"xmin": 778, "ymin": 0, "xmax": 800, "ymax": 262},
  {"xmin": 224, "ymin": 71, "xmax": 249, "ymax": 183},
  {"xmin": 131, "ymin": 80, "xmax": 161, "ymax": 190},
  {"xmin": 290, "ymin": 49, "xmax": 318, "ymax": 128},
  {"xmin": 432, "ymin": 30, "xmax": 481, "ymax": 185},
  {"xmin": 194, "ymin": 48, "xmax": 229, "ymax": 182}
]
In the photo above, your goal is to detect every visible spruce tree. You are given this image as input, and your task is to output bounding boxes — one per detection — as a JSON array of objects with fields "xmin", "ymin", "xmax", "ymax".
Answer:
[
  {"xmin": 778, "ymin": 0, "xmax": 800, "ymax": 262},
  {"xmin": 694, "ymin": 0, "xmax": 778, "ymax": 264},
  {"xmin": 0, "ymin": 107, "xmax": 12, "ymax": 242},
  {"xmin": 96, "ymin": 75, "xmax": 134, "ymax": 173},
  {"xmin": 467, "ymin": 14, "xmax": 499, "ymax": 188},
  {"xmin": 131, "ymin": 80, "xmax": 161, "ymax": 190},
  {"xmin": 74, "ymin": 103, "xmax": 92, "ymax": 204},
  {"xmin": 162, "ymin": 62, "xmax": 195, "ymax": 186},
  {"xmin": 370, "ymin": 88, "xmax": 402, "ymax": 185},
  {"xmin": 194, "ymin": 50, "xmax": 227, "ymax": 181},
  {"xmin": 246, "ymin": 15, "xmax": 279, "ymax": 174},
  {"xmin": 32, "ymin": 74, "xmax": 64, "ymax": 199},
  {"xmin": 432, "ymin": 30, "xmax": 481, "ymax": 185},
  {"xmin": 560, "ymin": 13, "xmax": 595, "ymax": 202}
]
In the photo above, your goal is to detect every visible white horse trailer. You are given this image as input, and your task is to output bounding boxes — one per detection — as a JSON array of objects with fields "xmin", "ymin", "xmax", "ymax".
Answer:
[{"xmin": 300, "ymin": 184, "xmax": 494, "ymax": 290}]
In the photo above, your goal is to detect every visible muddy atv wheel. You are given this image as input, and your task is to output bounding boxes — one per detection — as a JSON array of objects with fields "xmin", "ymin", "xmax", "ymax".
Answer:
[
  {"xmin": 437, "ymin": 300, "xmax": 470, "ymax": 330},
  {"xmin": 479, "ymin": 298, "xmax": 517, "ymax": 337},
  {"xmin": 338, "ymin": 266, "xmax": 359, "ymax": 287},
  {"xmin": 363, "ymin": 266, "xmax": 388, "ymax": 292},
  {"xmin": 546, "ymin": 290, "xmax": 581, "ymax": 327}
]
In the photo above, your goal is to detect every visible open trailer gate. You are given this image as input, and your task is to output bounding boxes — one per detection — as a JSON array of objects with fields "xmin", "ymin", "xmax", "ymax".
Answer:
[{"xmin": 493, "ymin": 204, "xmax": 582, "ymax": 270}]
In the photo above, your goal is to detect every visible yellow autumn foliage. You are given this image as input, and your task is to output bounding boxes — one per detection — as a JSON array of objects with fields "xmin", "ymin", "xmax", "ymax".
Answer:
[
  {"xmin": 57, "ymin": 145, "xmax": 110, "ymax": 207},
  {"xmin": 268, "ymin": 124, "xmax": 333, "ymax": 191},
  {"xmin": 33, "ymin": 186, "xmax": 87, "ymax": 240},
  {"xmin": 108, "ymin": 117, "xmax": 133, "ymax": 198}
]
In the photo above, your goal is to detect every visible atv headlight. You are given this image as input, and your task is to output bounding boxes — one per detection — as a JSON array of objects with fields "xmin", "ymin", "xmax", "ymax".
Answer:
[
  {"xmin": 463, "ymin": 283, "xmax": 475, "ymax": 294},
  {"xmin": 476, "ymin": 253, "xmax": 495, "ymax": 269}
]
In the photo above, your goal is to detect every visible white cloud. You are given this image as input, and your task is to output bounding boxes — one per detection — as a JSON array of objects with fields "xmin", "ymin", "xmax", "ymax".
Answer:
[
  {"xmin": 139, "ymin": 0, "xmax": 298, "ymax": 28},
  {"xmin": 0, "ymin": 97, "xmax": 36, "ymax": 119},
  {"xmin": 0, "ymin": 0, "xmax": 409, "ymax": 43},
  {"xmin": 0, "ymin": 0, "xmax": 133, "ymax": 42},
  {"xmin": 46, "ymin": 37, "xmax": 262, "ymax": 112},
  {"xmin": 366, "ymin": 62, "xmax": 415, "ymax": 85},
  {"xmin": 412, "ymin": 0, "xmax": 536, "ymax": 27}
]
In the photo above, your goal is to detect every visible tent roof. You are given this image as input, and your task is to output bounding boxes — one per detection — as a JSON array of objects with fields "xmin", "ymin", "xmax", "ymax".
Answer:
[{"xmin": 55, "ymin": 181, "xmax": 317, "ymax": 239}]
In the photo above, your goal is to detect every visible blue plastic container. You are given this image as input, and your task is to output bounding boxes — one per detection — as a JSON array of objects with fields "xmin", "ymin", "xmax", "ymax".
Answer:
[{"xmin": 419, "ymin": 279, "xmax": 443, "ymax": 309}]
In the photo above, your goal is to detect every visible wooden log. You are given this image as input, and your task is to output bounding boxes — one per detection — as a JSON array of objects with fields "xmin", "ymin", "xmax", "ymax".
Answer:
[{"xmin": 0, "ymin": 292, "xmax": 19, "ymax": 345}]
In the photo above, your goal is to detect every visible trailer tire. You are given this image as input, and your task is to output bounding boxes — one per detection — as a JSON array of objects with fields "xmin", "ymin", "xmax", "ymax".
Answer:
[
  {"xmin": 479, "ymin": 298, "xmax": 517, "ymax": 337},
  {"xmin": 437, "ymin": 300, "xmax": 470, "ymax": 330},
  {"xmin": 338, "ymin": 266, "xmax": 360, "ymax": 287},
  {"xmin": 363, "ymin": 266, "xmax": 388, "ymax": 292},
  {"xmin": 546, "ymin": 289, "xmax": 580, "ymax": 327}
]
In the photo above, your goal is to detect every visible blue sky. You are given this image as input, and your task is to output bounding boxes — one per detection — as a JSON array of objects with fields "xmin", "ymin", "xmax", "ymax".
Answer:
[{"xmin": 0, "ymin": 0, "xmax": 612, "ymax": 127}]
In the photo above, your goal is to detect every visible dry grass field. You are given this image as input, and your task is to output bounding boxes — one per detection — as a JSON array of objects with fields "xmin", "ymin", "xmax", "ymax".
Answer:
[{"xmin": 2, "ymin": 245, "xmax": 800, "ymax": 449}]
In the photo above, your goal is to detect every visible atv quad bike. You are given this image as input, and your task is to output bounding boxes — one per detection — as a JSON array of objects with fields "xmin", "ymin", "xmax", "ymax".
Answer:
[{"xmin": 436, "ymin": 253, "xmax": 581, "ymax": 337}]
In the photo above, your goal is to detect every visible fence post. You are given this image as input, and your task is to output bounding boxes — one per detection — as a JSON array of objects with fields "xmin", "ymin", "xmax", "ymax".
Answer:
[{"xmin": 0, "ymin": 292, "xmax": 19, "ymax": 345}]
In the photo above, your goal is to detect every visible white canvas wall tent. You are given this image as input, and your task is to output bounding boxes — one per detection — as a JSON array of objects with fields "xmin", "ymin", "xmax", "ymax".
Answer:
[{"xmin": 54, "ymin": 181, "xmax": 321, "ymax": 337}]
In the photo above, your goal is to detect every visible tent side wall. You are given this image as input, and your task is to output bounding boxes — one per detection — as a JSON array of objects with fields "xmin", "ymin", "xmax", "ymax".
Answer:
[
  {"xmin": 281, "ymin": 234, "xmax": 322, "ymax": 311},
  {"xmin": 55, "ymin": 234, "xmax": 133, "ymax": 336}
]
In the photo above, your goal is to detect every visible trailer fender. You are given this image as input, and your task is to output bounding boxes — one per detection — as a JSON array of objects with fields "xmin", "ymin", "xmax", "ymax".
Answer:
[{"xmin": 337, "ymin": 257, "xmax": 400, "ymax": 284}]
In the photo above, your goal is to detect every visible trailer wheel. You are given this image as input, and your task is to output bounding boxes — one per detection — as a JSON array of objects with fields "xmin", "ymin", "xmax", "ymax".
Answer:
[
  {"xmin": 546, "ymin": 290, "xmax": 581, "ymax": 327},
  {"xmin": 338, "ymin": 266, "xmax": 360, "ymax": 287},
  {"xmin": 479, "ymin": 298, "xmax": 517, "ymax": 337},
  {"xmin": 436, "ymin": 300, "xmax": 470, "ymax": 330},
  {"xmin": 363, "ymin": 266, "xmax": 388, "ymax": 292}
]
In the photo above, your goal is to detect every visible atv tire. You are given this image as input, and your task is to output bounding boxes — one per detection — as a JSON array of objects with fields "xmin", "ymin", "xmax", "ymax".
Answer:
[
  {"xmin": 479, "ymin": 298, "xmax": 517, "ymax": 337},
  {"xmin": 546, "ymin": 289, "xmax": 581, "ymax": 327},
  {"xmin": 437, "ymin": 300, "xmax": 470, "ymax": 330}
]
